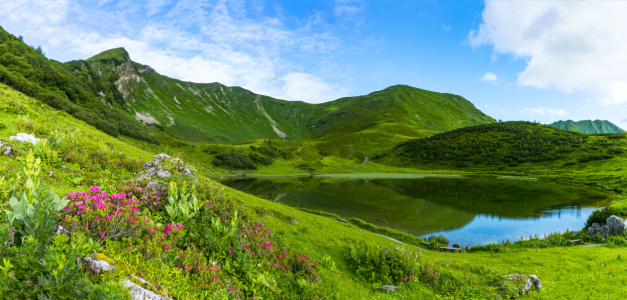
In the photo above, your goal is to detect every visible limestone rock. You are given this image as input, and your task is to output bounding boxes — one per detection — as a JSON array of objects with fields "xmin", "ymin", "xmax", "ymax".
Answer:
[
  {"xmin": 83, "ymin": 257, "xmax": 116, "ymax": 275},
  {"xmin": 123, "ymin": 279, "xmax": 170, "ymax": 300},
  {"xmin": 522, "ymin": 275, "xmax": 542, "ymax": 294},
  {"xmin": 588, "ymin": 223, "xmax": 610, "ymax": 237},
  {"xmin": 9, "ymin": 133, "xmax": 40, "ymax": 145},
  {"xmin": 606, "ymin": 215, "xmax": 626, "ymax": 235},
  {"xmin": 377, "ymin": 285, "xmax": 400, "ymax": 293},
  {"xmin": 155, "ymin": 169, "xmax": 171, "ymax": 178}
]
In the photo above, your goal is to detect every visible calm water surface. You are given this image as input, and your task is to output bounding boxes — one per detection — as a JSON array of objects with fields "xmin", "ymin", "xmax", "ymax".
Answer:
[{"xmin": 221, "ymin": 177, "xmax": 613, "ymax": 246}]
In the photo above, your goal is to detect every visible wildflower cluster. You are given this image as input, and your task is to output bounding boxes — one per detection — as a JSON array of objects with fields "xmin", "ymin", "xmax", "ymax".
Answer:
[
  {"xmin": 238, "ymin": 221, "xmax": 320, "ymax": 284},
  {"xmin": 175, "ymin": 246, "xmax": 222, "ymax": 290},
  {"xmin": 62, "ymin": 186, "xmax": 146, "ymax": 241},
  {"xmin": 115, "ymin": 179, "xmax": 167, "ymax": 211},
  {"xmin": 138, "ymin": 222, "xmax": 185, "ymax": 258}
]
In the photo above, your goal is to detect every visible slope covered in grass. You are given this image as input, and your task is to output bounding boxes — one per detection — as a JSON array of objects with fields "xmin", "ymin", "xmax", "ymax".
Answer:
[{"xmin": 549, "ymin": 119, "xmax": 625, "ymax": 134}]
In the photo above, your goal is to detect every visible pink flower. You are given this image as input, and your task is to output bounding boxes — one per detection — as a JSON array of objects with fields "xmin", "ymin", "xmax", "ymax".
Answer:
[{"xmin": 164, "ymin": 245, "xmax": 170, "ymax": 249}]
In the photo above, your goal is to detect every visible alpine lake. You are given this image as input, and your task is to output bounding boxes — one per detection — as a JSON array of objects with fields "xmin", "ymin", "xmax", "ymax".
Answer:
[{"xmin": 221, "ymin": 175, "xmax": 613, "ymax": 246}]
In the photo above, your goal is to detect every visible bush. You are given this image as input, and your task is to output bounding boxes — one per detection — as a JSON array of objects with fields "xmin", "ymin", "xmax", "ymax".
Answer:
[
  {"xmin": 584, "ymin": 207, "xmax": 620, "ymax": 230},
  {"xmin": 213, "ymin": 152, "xmax": 256, "ymax": 169},
  {"xmin": 428, "ymin": 234, "xmax": 449, "ymax": 247},
  {"xmin": 344, "ymin": 242, "xmax": 418, "ymax": 285}
]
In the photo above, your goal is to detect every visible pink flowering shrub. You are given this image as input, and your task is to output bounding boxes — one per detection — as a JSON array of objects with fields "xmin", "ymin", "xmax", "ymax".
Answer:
[
  {"xmin": 138, "ymin": 222, "xmax": 185, "ymax": 259},
  {"xmin": 62, "ymin": 186, "xmax": 147, "ymax": 241},
  {"xmin": 115, "ymin": 179, "xmax": 168, "ymax": 211},
  {"xmin": 175, "ymin": 246, "xmax": 222, "ymax": 290}
]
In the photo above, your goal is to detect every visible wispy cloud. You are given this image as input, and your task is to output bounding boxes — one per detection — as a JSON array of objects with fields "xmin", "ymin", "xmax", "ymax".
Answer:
[
  {"xmin": 481, "ymin": 72, "xmax": 498, "ymax": 82},
  {"xmin": 520, "ymin": 107, "xmax": 567, "ymax": 117}
]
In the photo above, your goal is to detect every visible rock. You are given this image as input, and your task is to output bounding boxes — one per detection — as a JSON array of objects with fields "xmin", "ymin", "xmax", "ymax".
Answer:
[
  {"xmin": 83, "ymin": 257, "xmax": 116, "ymax": 275},
  {"xmin": 155, "ymin": 169, "xmax": 171, "ymax": 178},
  {"xmin": 9, "ymin": 133, "xmax": 40, "ymax": 145},
  {"xmin": 453, "ymin": 243, "xmax": 461, "ymax": 249},
  {"xmin": 48, "ymin": 171, "xmax": 56, "ymax": 179},
  {"xmin": 123, "ymin": 279, "xmax": 170, "ymax": 300},
  {"xmin": 377, "ymin": 285, "xmax": 400, "ymax": 293},
  {"xmin": 290, "ymin": 218, "xmax": 300, "ymax": 225},
  {"xmin": 138, "ymin": 154, "xmax": 194, "ymax": 180},
  {"xmin": 54, "ymin": 224, "xmax": 70, "ymax": 238},
  {"xmin": 144, "ymin": 181, "xmax": 163, "ymax": 193},
  {"xmin": 0, "ymin": 141, "xmax": 13, "ymax": 156},
  {"xmin": 606, "ymin": 215, "xmax": 626, "ymax": 235},
  {"xmin": 588, "ymin": 223, "xmax": 610, "ymax": 237},
  {"xmin": 521, "ymin": 275, "xmax": 542, "ymax": 294}
]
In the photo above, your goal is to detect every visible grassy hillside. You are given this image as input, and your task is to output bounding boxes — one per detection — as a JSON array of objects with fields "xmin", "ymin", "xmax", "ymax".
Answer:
[
  {"xmin": 549, "ymin": 119, "xmax": 625, "ymax": 134},
  {"xmin": 4, "ymin": 83, "xmax": 627, "ymax": 298}
]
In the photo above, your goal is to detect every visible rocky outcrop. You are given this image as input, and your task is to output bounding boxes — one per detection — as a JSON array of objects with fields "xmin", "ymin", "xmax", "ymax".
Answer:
[
  {"xmin": 9, "ymin": 133, "xmax": 40, "ymax": 145},
  {"xmin": 138, "ymin": 154, "xmax": 194, "ymax": 180},
  {"xmin": 587, "ymin": 215, "xmax": 627, "ymax": 237}
]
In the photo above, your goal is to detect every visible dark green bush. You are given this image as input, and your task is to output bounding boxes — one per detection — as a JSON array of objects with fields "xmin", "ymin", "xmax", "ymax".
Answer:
[
  {"xmin": 248, "ymin": 152, "xmax": 273, "ymax": 165},
  {"xmin": 213, "ymin": 152, "xmax": 256, "ymax": 169},
  {"xmin": 584, "ymin": 207, "xmax": 620, "ymax": 229},
  {"xmin": 344, "ymin": 242, "xmax": 418, "ymax": 285},
  {"xmin": 428, "ymin": 234, "xmax": 449, "ymax": 246}
]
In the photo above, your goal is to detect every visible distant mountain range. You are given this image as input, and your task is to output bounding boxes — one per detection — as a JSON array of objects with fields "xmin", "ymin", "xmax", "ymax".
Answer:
[{"xmin": 548, "ymin": 120, "xmax": 625, "ymax": 134}]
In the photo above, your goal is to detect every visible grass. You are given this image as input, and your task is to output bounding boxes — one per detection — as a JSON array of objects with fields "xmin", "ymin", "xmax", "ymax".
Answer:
[{"xmin": 4, "ymin": 83, "xmax": 627, "ymax": 298}]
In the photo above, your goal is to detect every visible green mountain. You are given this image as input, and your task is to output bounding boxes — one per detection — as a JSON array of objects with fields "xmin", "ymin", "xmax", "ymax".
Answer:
[
  {"xmin": 549, "ymin": 119, "xmax": 625, "ymax": 134},
  {"xmin": 70, "ymin": 47, "xmax": 493, "ymax": 145}
]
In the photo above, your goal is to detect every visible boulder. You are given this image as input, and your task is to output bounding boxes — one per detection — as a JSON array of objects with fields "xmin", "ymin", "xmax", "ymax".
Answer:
[
  {"xmin": 83, "ymin": 257, "xmax": 116, "ymax": 275},
  {"xmin": 145, "ymin": 181, "xmax": 164, "ymax": 193},
  {"xmin": 521, "ymin": 275, "xmax": 542, "ymax": 294},
  {"xmin": 376, "ymin": 285, "xmax": 400, "ymax": 293},
  {"xmin": 606, "ymin": 215, "xmax": 626, "ymax": 235},
  {"xmin": 123, "ymin": 279, "xmax": 171, "ymax": 300},
  {"xmin": 54, "ymin": 224, "xmax": 70, "ymax": 238},
  {"xmin": 0, "ymin": 141, "xmax": 13, "ymax": 156},
  {"xmin": 155, "ymin": 169, "xmax": 171, "ymax": 178},
  {"xmin": 9, "ymin": 133, "xmax": 40, "ymax": 145},
  {"xmin": 587, "ymin": 223, "xmax": 609, "ymax": 237}
]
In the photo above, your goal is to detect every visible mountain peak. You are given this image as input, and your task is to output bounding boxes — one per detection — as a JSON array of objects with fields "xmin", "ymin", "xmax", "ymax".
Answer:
[
  {"xmin": 87, "ymin": 47, "xmax": 131, "ymax": 64},
  {"xmin": 549, "ymin": 119, "xmax": 625, "ymax": 134}
]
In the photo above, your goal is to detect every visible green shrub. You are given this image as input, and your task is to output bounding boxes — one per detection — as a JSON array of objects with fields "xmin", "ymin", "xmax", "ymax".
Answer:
[
  {"xmin": 213, "ymin": 152, "xmax": 256, "ymax": 170},
  {"xmin": 344, "ymin": 242, "xmax": 418, "ymax": 285},
  {"xmin": 584, "ymin": 207, "xmax": 620, "ymax": 230},
  {"xmin": 248, "ymin": 152, "xmax": 273, "ymax": 165},
  {"xmin": 428, "ymin": 234, "xmax": 449, "ymax": 247}
]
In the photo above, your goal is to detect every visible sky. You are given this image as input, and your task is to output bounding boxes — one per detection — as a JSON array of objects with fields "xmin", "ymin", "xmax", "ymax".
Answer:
[{"xmin": 2, "ymin": 0, "xmax": 627, "ymax": 128}]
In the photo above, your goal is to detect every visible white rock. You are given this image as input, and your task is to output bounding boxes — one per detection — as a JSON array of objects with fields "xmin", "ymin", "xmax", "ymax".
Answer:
[
  {"xmin": 9, "ymin": 133, "xmax": 40, "ymax": 145},
  {"xmin": 123, "ymin": 279, "xmax": 170, "ymax": 300},
  {"xmin": 83, "ymin": 257, "xmax": 116, "ymax": 275}
]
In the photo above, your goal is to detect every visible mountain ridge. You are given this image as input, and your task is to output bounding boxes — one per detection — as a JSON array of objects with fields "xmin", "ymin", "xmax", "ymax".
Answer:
[{"xmin": 549, "ymin": 119, "xmax": 625, "ymax": 134}]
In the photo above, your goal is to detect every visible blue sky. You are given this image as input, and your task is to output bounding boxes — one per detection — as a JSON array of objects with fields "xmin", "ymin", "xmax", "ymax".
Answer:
[{"xmin": 2, "ymin": 0, "xmax": 627, "ymax": 128}]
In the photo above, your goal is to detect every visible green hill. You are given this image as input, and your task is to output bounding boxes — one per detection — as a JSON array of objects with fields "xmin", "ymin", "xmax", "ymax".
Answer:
[
  {"xmin": 379, "ymin": 121, "xmax": 627, "ymax": 172},
  {"xmin": 549, "ymin": 119, "xmax": 625, "ymax": 134}
]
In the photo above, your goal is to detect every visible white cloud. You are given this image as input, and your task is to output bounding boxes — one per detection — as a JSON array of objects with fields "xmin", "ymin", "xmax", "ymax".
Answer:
[
  {"xmin": 0, "ymin": 0, "xmax": 352, "ymax": 103},
  {"xmin": 470, "ymin": 1, "xmax": 627, "ymax": 104},
  {"xmin": 481, "ymin": 72, "xmax": 498, "ymax": 82},
  {"xmin": 520, "ymin": 107, "xmax": 567, "ymax": 117},
  {"xmin": 280, "ymin": 73, "xmax": 350, "ymax": 103}
]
